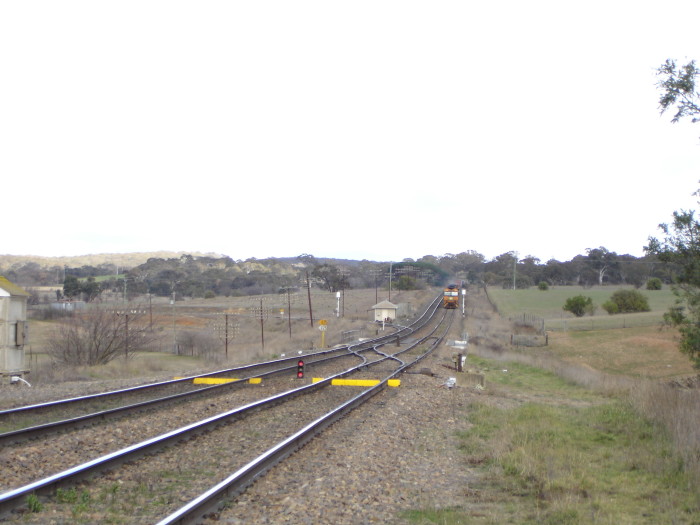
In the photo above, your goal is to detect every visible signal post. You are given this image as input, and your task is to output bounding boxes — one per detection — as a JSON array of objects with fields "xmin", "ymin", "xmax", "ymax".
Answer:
[{"xmin": 318, "ymin": 319, "xmax": 327, "ymax": 348}]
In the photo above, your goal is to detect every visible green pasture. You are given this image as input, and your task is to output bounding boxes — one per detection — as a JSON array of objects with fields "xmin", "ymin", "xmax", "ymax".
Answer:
[
  {"xmin": 486, "ymin": 285, "xmax": 678, "ymax": 331},
  {"xmin": 402, "ymin": 357, "xmax": 700, "ymax": 525},
  {"xmin": 78, "ymin": 274, "xmax": 118, "ymax": 282}
]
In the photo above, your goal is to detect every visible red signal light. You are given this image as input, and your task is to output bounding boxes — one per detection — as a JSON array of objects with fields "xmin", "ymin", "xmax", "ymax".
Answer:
[{"xmin": 297, "ymin": 360, "xmax": 304, "ymax": 378}]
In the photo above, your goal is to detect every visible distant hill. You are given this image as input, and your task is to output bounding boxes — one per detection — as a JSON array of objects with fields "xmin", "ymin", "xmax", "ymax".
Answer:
[{"xmin": 0, "ymin": 252, "xmax": 226, "ymax": 269}]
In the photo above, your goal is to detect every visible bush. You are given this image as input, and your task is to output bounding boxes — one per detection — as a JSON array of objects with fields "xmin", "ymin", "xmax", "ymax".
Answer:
[
  {"xmin": 563, "ymin": 295, "xmax": 594, "ymax": 317},
  {"xmin": 602, "ymin": 289, "xmax": 650, "ymax": 315},
  {"xmin": 48, "ymin": 306, "xmax": 155, "ymax": 365},
  {"xmin": 538, "ymin": 281, "xmax": 549, "ymax": 291},
  {"xmin": 601, "ymin": 300, "xmax": 619, "ymax": 315},
  {"xmin": 646, "ymin": 278, "xmax": 662, "ymax": 290}
]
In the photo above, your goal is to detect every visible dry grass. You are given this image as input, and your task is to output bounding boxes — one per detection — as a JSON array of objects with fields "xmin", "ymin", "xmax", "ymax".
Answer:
[
  {"xmin": 630, "ymin": 379, "xmax": 700, "ymax": 479},
  {"xmin": 546, "ymin": 325, "xmax": 695, "ymax": 379},
  {"xmin": 21, "ymin": 287, "xmax": 437, "ymax": 384}
]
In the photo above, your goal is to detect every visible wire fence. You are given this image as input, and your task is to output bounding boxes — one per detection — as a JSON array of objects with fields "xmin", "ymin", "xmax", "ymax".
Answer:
[{"xmin": 545, "ymin": 313, "xmax": 665, "ymax": 332}]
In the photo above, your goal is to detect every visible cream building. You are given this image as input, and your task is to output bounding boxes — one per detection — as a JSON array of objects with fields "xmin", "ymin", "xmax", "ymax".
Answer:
[
  {"xmin": 370, "ymin": 300, "xmax": 398, "ymax": 322},
  {"xmin": 0, "ymin": 276, "xmax": 29, "ymax": 380}
]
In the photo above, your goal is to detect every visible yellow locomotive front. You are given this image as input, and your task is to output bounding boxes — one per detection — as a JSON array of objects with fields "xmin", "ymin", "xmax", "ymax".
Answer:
[{"xmin": 442, "ymin": 284, "xmax": 459, "ymax": 309}]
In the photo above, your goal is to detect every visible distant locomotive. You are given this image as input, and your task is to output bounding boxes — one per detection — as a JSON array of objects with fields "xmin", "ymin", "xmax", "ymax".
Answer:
[{"xmin": 442, "ymin": 284, "xmax": 460, "ymax": 309}]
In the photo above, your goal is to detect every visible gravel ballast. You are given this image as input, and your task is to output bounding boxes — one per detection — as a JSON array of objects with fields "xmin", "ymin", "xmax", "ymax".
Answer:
[
  {"xmin": 206, "ymin": 343, "xmax": 481, "ymax": 524},
  {"xmin": 1, "ymin": 291, "xmax": 507, "ymax": 524}
]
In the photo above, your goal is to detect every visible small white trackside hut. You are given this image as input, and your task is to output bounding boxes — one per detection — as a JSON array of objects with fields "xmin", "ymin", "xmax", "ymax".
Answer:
[
  {"xmin": 370, "ymin": 300, "xmax": 398, "ymax": 323},
  {"xmin": 0, "ymin": 276, "xmax": 29, "ymax": 381}
]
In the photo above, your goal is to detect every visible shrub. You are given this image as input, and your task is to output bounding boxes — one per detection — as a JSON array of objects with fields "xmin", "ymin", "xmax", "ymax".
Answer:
[
  {"xmin": 601, "ymin": 300, "xmax": 619, "ymax": 315},
  {"xmin": 602, "ymin": 289, "xmax": 650, "ymax": 314},
  {"xmin": 48, "ymin": 306, "xmax": 155, "ymax": 365},
  {"xmin": 646, "ymin": 278, "xmax": 662, "ymax": 290},
  {"xmin": 563, "ymin": 295, "xmax": 594, "ymax": 317},
  {"xmin": 538, "ymin": 281, "xmax": 549, "ymax": 291}
]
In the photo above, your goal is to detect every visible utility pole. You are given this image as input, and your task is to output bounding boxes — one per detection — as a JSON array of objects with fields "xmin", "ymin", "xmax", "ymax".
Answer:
[
  {"xmin": 224, "ymin": 313, "xmax": 229, "ymax": 357},
  {"xmin": 212, "ymin": 312, "xmax": 238, "ymax": 358},
  {"xmin": 259, "ymin": 298, "xmax": 265, "ymax": 350},
  {"xmin": 389, "ymin": 262, "xmax": 393, "ymax": 301},
  {"xmin": 124, "ymin": 312, "xmax": 129, "ymax": 360},
  {"xmin": 171, "ymin": 288, "xmax": 177, "ymax": 354},
  {"xmin": 286, "ymin": 288, "xmax": 292, "ymax": 338},
  {"xmin": 306, "ymin": 270, "xmax": 314, "ymax": 327},
  {"xmin": 278, "ymin": 287, "xmax": 296, "ymax": 339},
  {"xmin": 115, "ymin": 308, "xmax": 145, "ymax": 360},
  {"xmin": 251, "ymin": 297, "xmax": 270, "ymax": 351},
  {"xmin": 369, "ymin": 268, "xmax": 382, "ymax": 304}
]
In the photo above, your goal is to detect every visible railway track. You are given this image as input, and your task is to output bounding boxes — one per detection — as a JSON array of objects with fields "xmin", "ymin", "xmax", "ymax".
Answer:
[
  {"xmin": 0, "ymin": 294, "xmax": 453, "ymax": 523},
  {"xmin": 0, "ymin": 348, "xmax": 359, "ymax": 445}
]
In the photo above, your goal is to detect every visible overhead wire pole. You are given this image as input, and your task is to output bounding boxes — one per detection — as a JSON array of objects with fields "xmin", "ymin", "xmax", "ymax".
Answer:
[
  {"xmin": 211, "ymin": 312, "xmax": 238, "ymax": 359},
  {"xmin": 306, "ymin": 270, "xmax": 314, "ymax": 327},
  {"xmin": 251, "ymin": 297, "xmax": 271, "ymax": 351},
  {"xmin": 338, "ymin": 267, "xmax": 349, "ymax": 318},
  {"xmin": 225, "ymin": 313, "xmax": 229, "ymax": 357},
  {"xmin": 286, "ymin": 288, "xmax": 292, "ymax": 338},
  {"xmin": 115, "ymin": 308, "xmax": 145, "ymax": 361},
  {"xmin": 278, "ymin": 287, "xmax": 297, "ymax": 339},
  {"xmin": 369, "ymin": 268, "xmax": 382, "ymax": 304},
  {"xmin": 171, "ymin": 288, "xmax": 177, "ymax": 354},
  {"xmin": 389, "ymin": 262, "xmax": 393, "ymax": 301},
  {"xmin": 259, "ymin": 298, "xmax": 265, "ymax": 350}
]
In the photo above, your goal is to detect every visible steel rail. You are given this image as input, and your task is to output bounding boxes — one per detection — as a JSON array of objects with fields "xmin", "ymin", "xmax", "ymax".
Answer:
[
  {"xmin": 0, "ymin": 372, "xmax": 342, "ymax": 517},
  {"xmin": 0, "ymin": 312, "xmax": 422, "ymax": 444},
  {"xmin": 0, "ymin": 347, "xmax": 349, "ymax": 418},
  {"xmin": 0, "ymin": 351, "xmax": 363, "ymax": 447},
  {"xmin": 0, "ymin": 294, "xmax": 440, "ymax": 421},
  {"xmin": 0, "ymin": 297, "xmax": 446, "ymax": 518},
  {"xmin": 157, "ymin": 308, "xmax": 454, "ymax": 525}
]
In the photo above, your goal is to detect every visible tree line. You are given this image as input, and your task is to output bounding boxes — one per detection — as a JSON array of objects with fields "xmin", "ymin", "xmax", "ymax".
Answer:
[
  {"xmin": 0, "ymin": 248, "xmax": 678, "ymax": 305},
  {"xmin": 9, "ymin": 57, "xmax": 700, "ymax": 374}
]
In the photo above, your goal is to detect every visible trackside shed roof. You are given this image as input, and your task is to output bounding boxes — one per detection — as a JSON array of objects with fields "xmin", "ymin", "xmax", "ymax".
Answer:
[{"xmin": 0, "ymin": 276, "xmax": 30, "ymax": 297}]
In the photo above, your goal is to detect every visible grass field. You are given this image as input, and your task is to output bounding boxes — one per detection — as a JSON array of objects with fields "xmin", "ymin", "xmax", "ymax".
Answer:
[
  {"xmin": 20, "ymin": 287, "xmax": 439, "ymax": 383},
  {"xmin": 487, "ymin": 285, "xmax": 678, "ymax": 331},
  {"xmin": 485, "ymin": 284, "xmax": 696, "ymax": 379},
  {"xmin": 546, "ymin": 326, "xmax": 695, "ymax": 379},
  {"xmin": 459, "ymin": 360, "xmax": 698, "ymax": 524},
  {"xmin": 403, "ymin": 357, "xmax": 700, "ymax": 524},
  {"xmin": 13, "ymin": 285, "xmax": 700, "ymax": 523},
  {"xmin": 398, "ymin": 285, "xmax": 700, "ymax": 524}
]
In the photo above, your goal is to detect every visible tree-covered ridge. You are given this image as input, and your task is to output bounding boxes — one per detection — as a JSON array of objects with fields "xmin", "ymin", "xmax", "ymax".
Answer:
[{"xmin": 0, "ymin": 249, "xmax": 676, "ymax": 303}]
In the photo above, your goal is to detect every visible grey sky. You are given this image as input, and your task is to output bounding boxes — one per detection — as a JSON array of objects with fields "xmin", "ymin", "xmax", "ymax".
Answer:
[{"xmin": 2, "ymin": 1, "xmax": 700, "ymax": 262}]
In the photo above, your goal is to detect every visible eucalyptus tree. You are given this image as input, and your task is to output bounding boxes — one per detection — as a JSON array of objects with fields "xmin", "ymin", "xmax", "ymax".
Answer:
[
  {"xmin": 657, "ymin": 59, "xmax": 700, "ymax": 128},
  {"xmin": 647, "ymin": 205, "xmax": 700, "ymax": 368},
  {"xmin": 646, "ymin": 58, "xmax": 700, "ymax": 367}
]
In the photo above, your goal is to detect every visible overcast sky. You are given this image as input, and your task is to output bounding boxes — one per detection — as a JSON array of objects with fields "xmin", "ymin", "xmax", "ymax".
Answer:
[{"xmin": 2, "ymin": 1, "xmax": 700, "ymax": 263}]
